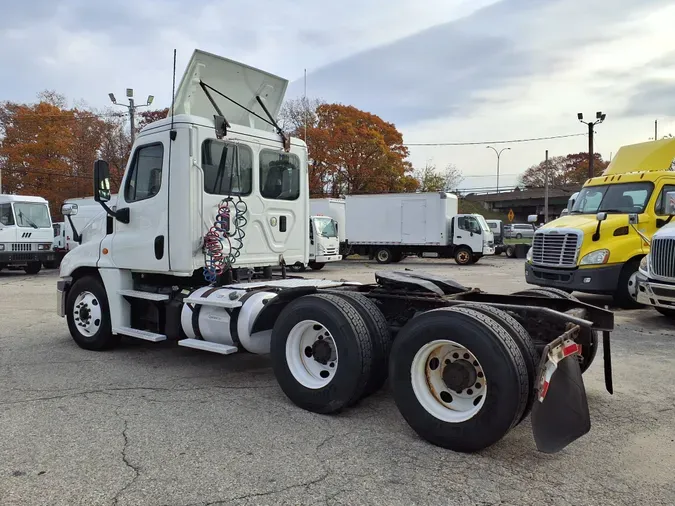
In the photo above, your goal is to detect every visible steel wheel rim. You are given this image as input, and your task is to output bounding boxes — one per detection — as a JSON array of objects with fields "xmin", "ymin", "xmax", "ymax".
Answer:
[
  {"xmin": 411, "ymin": 339, "xmax": 487, "ymax": 423},
  {"xmin": 377, "ymin": 250, "xmax": 390, "ymax": 262},
  {"xmin": 457, "ymin": 251, "xmax": 470, "ymax": 264},
  {"xmin": 286, "ymin": 320, "xmax": 338, "ymax": 389},
  {"xmin": 627, "ymin": 270, "xmax": 639, "ymax": 301},
  {"xmin": 72, "ymin": 291, "xmax": 102, "ymax": 337}
]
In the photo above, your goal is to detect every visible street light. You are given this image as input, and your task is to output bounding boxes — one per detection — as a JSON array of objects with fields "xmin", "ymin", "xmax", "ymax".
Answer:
[
  {"xmin": 486, "ymin": 145, "xmax": 511, "ymax": 193},
  {"xmin": 578, "ymin": 111, "xmax": 606, "ymax": 179},
  {"xmin": 109, "ymin": 89, "xmax": 156, "ymax": 144}
]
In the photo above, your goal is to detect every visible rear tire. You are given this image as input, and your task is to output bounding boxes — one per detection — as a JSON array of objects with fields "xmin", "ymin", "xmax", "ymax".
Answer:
[
  {"xmin": 289, "ymin": 262, "xmax": 306, "ymax": 273},
  {"xmin": 457, "ymin": 304, "xmax": 537, "ymax": 424},
  {"xmin": 375, "ymin": 247, "xmax": 393, "ymax": 264},
  {"xmin": 66, "ymin": 276, "xmax": 118, "ymax": 351},
  {"xmin": 270, "ymin": 294, "xmax": 373, "ymax": 414},
  {"xmin": 516, "ymin": 233, "xmax": 523, "ymax": 239},
  {"xmin": 454, "ymin": 247, "xmax": 472, "ymax": 265},
  {"xmin": 506, "ymin": 245, "xmax": 516, "ymax": 258},
  {"xmin": 389, "ymin": 307, "xmax": 529, "ymax": 453},
  {"xmin": 614, "ymin": 259, "xmax": 643, "ymax": 309},
  {"xmin": 308, "ymin": 262, "xmax": 325, "ymax": 271},
  {"xmin": 328, "ymin": 291, "xmax": 391, "ymax": 398},
  {"xmin": 24, "ymin": 262, "xmax": 41, "ymax": 274}
]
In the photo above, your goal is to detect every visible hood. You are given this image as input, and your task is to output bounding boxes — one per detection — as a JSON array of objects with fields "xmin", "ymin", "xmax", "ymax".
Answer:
[
  {"xmin": 172, "ymin": 49, "xmax": 288, "ymax": 132},
  {"xmin": 542, "ymin": 214, "xmax": 632, "ymax": 236},
  {"xmin": 653, "ymin": 222, "xmax": 675, "ymax": 239}
]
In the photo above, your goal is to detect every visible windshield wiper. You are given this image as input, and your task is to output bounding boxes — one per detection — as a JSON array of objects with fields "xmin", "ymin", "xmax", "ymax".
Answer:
[{"xmin": 17, "ymin": 211, "xmax": 38, "ymax": 229}]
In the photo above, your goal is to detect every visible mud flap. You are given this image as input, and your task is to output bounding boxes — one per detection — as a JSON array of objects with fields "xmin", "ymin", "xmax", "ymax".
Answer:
[{"xmin": 532, "ymin": 355, "xmax": 590, "ymax": 453}]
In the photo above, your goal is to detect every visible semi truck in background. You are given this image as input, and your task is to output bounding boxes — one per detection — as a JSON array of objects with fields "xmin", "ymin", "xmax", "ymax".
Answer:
[
  {"xmin": 636, "ymin": 190, "xmax": 675, "ymax": 319},
  {"xmin": 0, "ymin": 194, "xmax": 56, "ymax": 274},
  {"xmin": 525, "ymin": 137, "xmax": 675, "ymax": 308},
  {"xmin": 54, "ymin": 49, "xmax": 615, "ymax": 455},
  {"xmin": 344, "ymin": 192, "xmax": 494, "ymax": 265}
]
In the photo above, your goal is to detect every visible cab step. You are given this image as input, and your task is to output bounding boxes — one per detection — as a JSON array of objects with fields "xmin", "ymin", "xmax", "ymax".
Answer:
[
  {"xmin": 113, "ymin": 326, "xmax": 167, "ymax": 342},
  {"xmin": 178, "ymin": 338, "xmax": 238, "ymax": 355},
  {"xmin": 118, "ymin": 289, "xmax": 170, "ymax": 301}
]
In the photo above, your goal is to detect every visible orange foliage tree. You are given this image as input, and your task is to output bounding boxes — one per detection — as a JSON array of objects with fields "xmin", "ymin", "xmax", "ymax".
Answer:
[
  {"xmin": 281, "ymin": 99, "xmax": 418, "ymax": 196},
  {"xmin": 519, "ymin": 152, "xmax": 610, "ymax": 188}
]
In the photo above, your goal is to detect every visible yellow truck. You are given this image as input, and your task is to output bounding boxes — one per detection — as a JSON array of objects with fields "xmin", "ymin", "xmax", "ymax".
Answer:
[{"xmin": 525, "ymin": 138, "xmax": 675, "ymax": 308}]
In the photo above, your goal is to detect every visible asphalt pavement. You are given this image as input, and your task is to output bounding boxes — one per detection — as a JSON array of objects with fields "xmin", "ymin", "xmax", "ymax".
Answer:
[{"xmin": 1, "ymin": 257, "xmax": 674, "ymax": 505}]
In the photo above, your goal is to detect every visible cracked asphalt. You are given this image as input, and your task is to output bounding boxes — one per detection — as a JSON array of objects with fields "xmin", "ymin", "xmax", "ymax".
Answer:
[{"xmin": 1, "ymin": 256, "xmax": 674, "ymax": 505}]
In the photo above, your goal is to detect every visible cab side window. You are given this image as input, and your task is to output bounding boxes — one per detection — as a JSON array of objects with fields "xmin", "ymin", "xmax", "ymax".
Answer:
[
  {"xmin": 260, "ymin": 150, "xmax": 300, "ymax": 200},
  {"xmin": 0, "ymin": 204, "xmax": 14, "ymax": 226},
  {"xmin": 458, "ymin": 216, "xmax": 480, "ymax": 233},
  {"xmin": 655, "ymin": 184, "xmax": 675, "ymax": 215},
  {"xmin": 125, "ymin": 143, "xmax": 164, "ymax": 203}
]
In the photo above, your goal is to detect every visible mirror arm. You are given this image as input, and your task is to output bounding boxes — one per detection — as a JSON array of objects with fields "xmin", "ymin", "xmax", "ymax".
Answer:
[
  {"xmin": 592, "ymin": 221, "xmax": 602, "ymax": 242},
  {"xmin": 65, "ymin": 214, "xmax": 81, "ymax": 244},
  {"xmin": 98, "ymin": 201, "xmax": 130, "ymax": 224}
]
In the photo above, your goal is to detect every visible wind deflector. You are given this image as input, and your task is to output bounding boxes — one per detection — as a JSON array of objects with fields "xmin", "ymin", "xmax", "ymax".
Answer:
[{"xmin": 172, "ymin": 49, "xmax": 289, "ymax": 132}]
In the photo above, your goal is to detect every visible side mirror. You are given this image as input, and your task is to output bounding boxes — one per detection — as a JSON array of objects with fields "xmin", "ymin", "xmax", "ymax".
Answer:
[
  {"xmin": 93, "ymin": 160, "xmax": 112, "ymax": 203},
  {"xmin": 665, "ymin": 191, "xmax": 675, "ymax": 215},
  {"xmin": 596, "ymin": 212, "xmax": 608, "ymax": 222},
  {"xmin": 62, "ymin": 203, "xmax": 78, "ymax": 216},
  {"xmin": 527, "ymin": 214, "xmax": 537, "ymax": 223}
]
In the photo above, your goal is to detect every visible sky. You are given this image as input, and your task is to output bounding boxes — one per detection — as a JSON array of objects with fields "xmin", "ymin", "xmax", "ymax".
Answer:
[{"xmin": 1, "ymin": 0, "xmax": 674, "ymax": 191}]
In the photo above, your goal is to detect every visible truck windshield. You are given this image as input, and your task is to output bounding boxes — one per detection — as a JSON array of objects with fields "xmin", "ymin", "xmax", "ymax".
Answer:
[
  {"xmin": 313, "ymin": 217, "xmax": 338, "ymax": 238},
  {"xmin": 570, "ymin": 182, "xmax": 653, "ymax": 214},
  {"xmin": 475, "ymin": 215, "xmax": 490, "ymax": 233},
  {"xmin": 13, "ymin": 203, "xmax": 51, "ymax": 228}
]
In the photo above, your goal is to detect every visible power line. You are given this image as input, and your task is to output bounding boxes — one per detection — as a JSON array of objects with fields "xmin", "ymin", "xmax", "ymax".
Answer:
[{"xmin": 404, "ymin": 132, "xmax": 586, "ymax": 147}]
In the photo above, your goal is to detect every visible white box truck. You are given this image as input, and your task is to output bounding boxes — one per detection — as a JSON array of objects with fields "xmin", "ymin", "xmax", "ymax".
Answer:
[
  {"xmin": 310, "ymin": 198, "xmax": 346, "ymax": 251},
  {"xmin": 344, "ymin": 192, "xmax": 494, "ymax": 265},
  {"xmin": 54, "ymin": 48, "xmax": 614, "ymax": 454},
  {"xmin": 0, "ymin": 194, "xmax": 57, "ymax": 274},
  {"xmin": 289, "ymin": 214, "xmax": 342, "ymax": 272}
]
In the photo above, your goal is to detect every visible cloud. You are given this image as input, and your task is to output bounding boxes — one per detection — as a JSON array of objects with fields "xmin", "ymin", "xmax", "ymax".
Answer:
[{"xmin": 624, "ymin": 80, "xmax": 675, "ymax": 117}]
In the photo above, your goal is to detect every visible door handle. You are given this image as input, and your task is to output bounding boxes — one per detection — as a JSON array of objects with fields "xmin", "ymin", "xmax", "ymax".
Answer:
[{"xmin": 279, "ymin": 216, "xmax": 287, "ymax": 232}]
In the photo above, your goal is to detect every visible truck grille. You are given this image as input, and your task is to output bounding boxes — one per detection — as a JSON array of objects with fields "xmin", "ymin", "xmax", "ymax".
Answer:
[
  {"xmin": 651, "ymin": 237, "xmax": 675, "ymax": 279},
  {"xmin": 323, "ymin": 247, "xmax": 338, "ymax": 255},
  {"xmin": 10, "ymin": 243, "xmax": 35, "ymax": 252},
  {"xmin": 531, "ymin": 231, "xmax": 580, "ymax": 267}
]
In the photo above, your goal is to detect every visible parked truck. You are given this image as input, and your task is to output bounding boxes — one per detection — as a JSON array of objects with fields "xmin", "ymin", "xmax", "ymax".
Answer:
[
  {"xmin": 636, "ymin": 190, "xmax": 675, "ymax": 319},
  {"xmin": 344, "ymin": 192, "xmax": 495, "ymax": 265},
  {"xmin": 289, "ymin": 215, "xmax": 342, "ymax": 272},
  {"xmin": 310, "ymin": 198, "xmax": 347, "ymax": 255},
  {"xmin": 56, "ymin": 49, "xmax": 614, "ymax": 454},
  {"xmin": 525, "ymin": 137, "xmax": 675, "ymax": 308},
  {"xmin": 0, "ymin": 194, "xmax": 57, "ymax": 274}
]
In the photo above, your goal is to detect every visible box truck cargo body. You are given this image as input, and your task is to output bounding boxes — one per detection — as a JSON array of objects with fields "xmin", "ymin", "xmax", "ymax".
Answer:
[{"xmin": 344, "ymin": 192, "xmax": 494, "ymax": 265}]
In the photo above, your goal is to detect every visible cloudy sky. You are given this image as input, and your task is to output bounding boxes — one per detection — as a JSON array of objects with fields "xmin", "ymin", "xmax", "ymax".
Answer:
[{"xmin": 2, "ymin": 0, "xmax": 674, "ymax": 190}]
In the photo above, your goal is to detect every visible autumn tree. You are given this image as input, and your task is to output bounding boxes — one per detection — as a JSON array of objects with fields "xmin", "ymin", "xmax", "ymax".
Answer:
[
  {"xmin": 279, "ymin": 97, "xmax": 324, "ymax": 135},
  {"xmin": 282, "ymin": 101, "xmax": 418, "ymax": 196},
  {"xmin": 415, "ymin": 163, "xmax": 464, "ymax": 192},
  {"xmin": 519, "ymin": 152, "xmax": 609, "ymax": 188},
  {"xmin": 137, "ymin": 108, "xmax": 169, "ymax": 132}
]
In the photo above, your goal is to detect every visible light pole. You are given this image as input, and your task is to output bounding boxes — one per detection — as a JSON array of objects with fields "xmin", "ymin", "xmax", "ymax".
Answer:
[
  {"xmin": 577, "ymin": 111, "xmax": 606, "ymax": 179},
  {"xmin": 109, "ymin": 89, "xmax": 154, "ymax": 145},
  {"xmin": 486, "ymin": 145, "xmax": 510, "ymax": 193}
]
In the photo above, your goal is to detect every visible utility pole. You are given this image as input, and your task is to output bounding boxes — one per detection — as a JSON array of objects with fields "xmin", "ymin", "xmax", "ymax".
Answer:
[
  {"xmin": 544, "ymin": 149, "xmax": 549, "ymax": 223},
  {"xmin": 577, "ymin": 111, "xmax": 606, "ymax": 179},
  {"xmin": 109, "ymin": 89, "xmax": 154, "ymax": 145},
  {"xmin": 486, "ymin": 145, "xmax": 511, "ymax": 193},
  {"xmin": 655, "ymin": 119, "xmax": 658, "ymax": 141}
]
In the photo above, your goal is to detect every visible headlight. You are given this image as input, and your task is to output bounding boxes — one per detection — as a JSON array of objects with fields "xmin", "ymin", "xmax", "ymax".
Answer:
[
  {"xmin": 639, "ymin": 255, "xmax": 649, "ymax": 274},
  {"xmin": 0, "ymin": 244, "xmax": 5, "ymax": 251},
  {"xmin": 526, "ymin": 247, "xmax": 533, "ymax": 263},
  {"xmin": 579, "ymin": 249, "xmax": 610, "ymax": 265},
  {"xmin": 38, "ymin": 243, "xmax": 51, "ymax": 250}
]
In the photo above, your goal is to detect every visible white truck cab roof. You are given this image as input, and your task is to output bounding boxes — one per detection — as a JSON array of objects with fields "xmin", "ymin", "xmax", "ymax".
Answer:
[{"xmin": 0, "ymin": 194, "xmax": 49, "ymax": 204}]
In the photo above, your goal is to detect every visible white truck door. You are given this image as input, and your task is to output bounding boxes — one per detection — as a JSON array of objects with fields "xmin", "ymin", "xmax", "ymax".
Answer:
[
  {"xmin": 111, "ymin": 138, "xmax": 170, "ymax": 271},
  {"xmin": 401, "ymin": 200, "xmax": 427, "ymax": 243},
  {"xmin": 454, "ymin": 215, "xmax": 484, "ymax": 253}
]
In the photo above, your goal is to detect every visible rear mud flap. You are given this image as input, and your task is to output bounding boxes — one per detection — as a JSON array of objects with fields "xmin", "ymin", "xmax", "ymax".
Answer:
[{"xmin": 532, "ymin": 356, "xmax": 590, "ymax": 454}]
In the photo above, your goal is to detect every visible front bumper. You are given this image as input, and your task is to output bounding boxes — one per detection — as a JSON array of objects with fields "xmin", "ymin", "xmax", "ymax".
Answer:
[
  {"xmin": 0, "ymin": 250, "xmax": 55, "ymax": 265},
  {"xmin": 314, "ymin": 254, "xmax": 342, "ymax": 263},
  {"xmin": 56, "ymin": 278, "xmax": 71, "ymax": 317},
  {"xmin": 525, "ymin": 263, "xmax": 623, "ymax": 294},
  {"xmin": 636, "ymin": 272, "xmax": 675, "ymax": 309},
  {"xmin": 483, "ymin": 246, "xmax": 495, "ymax": 255}
]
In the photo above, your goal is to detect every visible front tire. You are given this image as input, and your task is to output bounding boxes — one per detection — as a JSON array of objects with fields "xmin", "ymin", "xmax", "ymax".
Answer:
[
  {"xmin": 270, "ymin": 294, "xmax": 373, "ymax": 414},
  {"xmin": 454, "ymin": 247, "xmax": 473, "ymax": 265},
  {"xmin": 308, "ymin": 262, "xmax": 325, "ymax": 271},
  {"xmin": 390, "ymin": 307, "xmax": 529, "ymax": 453},
  {"xmin": 24, "ymin": 262, "xmax": 41, "ymax": 274},
  {"xmin": 66, "ymin": 276, "xmax": 118, "ymax": 351},
  {"xmin": 614, "ymin": 259, "xmax": 643, "ymax": 309},
  {"xmin": 289, "ymin": 262, "xmax": 306, "ymax": 273},
  {"xmin": 375, "ymin": 248, "xmax": 393, "ymax": 264}
]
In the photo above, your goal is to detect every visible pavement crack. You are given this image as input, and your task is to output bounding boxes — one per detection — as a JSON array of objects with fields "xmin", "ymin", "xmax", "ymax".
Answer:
[
  {"xmin": 205, "ymin": 472, "xmax": 331, "ymax": 505},
  {"xmin": 112, "ymin": 419, "xmax": 140, "ymax": 506}
]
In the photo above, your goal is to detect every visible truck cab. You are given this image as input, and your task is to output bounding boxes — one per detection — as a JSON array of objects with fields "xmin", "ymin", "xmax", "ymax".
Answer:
[
  {"xmin": 525, "ymin": 138, "xmax": 675, "ymax": 307},
  {"xmin": 0, "ymin": 194, "xmax": 56, "ymax": 274},
  {"xmin": 636, "ymin": 190, "xmax": 675, "ymax": 319}
]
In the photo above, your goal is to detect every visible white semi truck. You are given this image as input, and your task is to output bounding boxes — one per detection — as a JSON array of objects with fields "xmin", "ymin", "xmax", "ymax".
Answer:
[
  {"xmin": 0, "ymin": 194, "xmax": 57, "ymax": 274},
  {"xmin": 56, "ymin": 49, "xmax": 615, "ymax": 454},
  {"xmin": 636, "ymin": 191, "xmax": 675, "ymax": 319}
]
